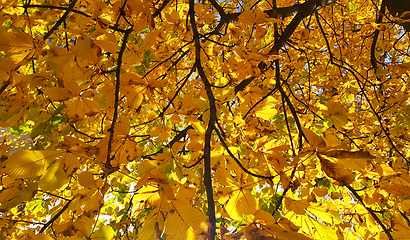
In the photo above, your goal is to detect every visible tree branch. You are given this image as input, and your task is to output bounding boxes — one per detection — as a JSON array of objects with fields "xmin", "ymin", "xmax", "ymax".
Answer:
[
  {"xmin": 42, "ymin": 0, "xmax": 79, "ymax": 41},
  {"xmin": 370, "ymin": 0, "xmax": 387, "ymax": 71},
  {"xmin": 189, "ymin": 0, "xmax": 217, "ymax": 238},
  {"xmin": 39, "ymin": 198, "xmax": 72, "ymax": 233},
  {"xmin": 105, "ymin": 27, "xmax": 133, "ymax": 174},
  {"xmin": 152, "ymin": 0, "xmax": 171, "ymax": 18},
  {"xmin": 269, "ymin": 0, "xmax": 337, "ymax": 55},
  {"xmin": 347, "ymin": 186, "xmax": 393, "ymax": 240},
  {"xmin": 22, "ymin": 4, "xmax": 91, "ymax": 18}
]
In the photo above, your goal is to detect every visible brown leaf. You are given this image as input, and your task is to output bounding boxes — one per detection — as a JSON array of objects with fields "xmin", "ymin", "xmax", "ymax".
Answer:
[{"xmin": 317, "ymin": 154, "xmax": 352, "ymax": 186}]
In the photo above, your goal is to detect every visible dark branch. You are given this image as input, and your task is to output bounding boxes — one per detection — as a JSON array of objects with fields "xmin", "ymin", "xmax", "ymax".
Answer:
[
  {"xmin": 152, "ymin": 0, "xmax": 171, "ymax": 18},
  {"xmin": 105, "ymin": 27, "xmax": 133, "ymax": 174},
  {"xmin": 189, "ymin": 0, "xmax": 217, "ymax": 238},
  {"xmin": 42, "ymin": 0, "xmax": 79, "ymax": 41},
  {"xmin": 347, "ymin": 186, "xmax": 393, "ymax": 240},
  {"xmin": 39, "ymin": 199, "xmax": 72, "ymax": 233},
  {"xmin": 214, "ymin": 128, "xmax": 277, "ymax": 180},
  {"xmin": 22, "ymin": 4, "xmax": 91, "ymax": 17}
]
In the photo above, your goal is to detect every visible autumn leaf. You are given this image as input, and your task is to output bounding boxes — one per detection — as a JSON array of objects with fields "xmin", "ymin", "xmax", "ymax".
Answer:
[
  {"xmin": 0, "ymin": 180, "xmax": 37, "ymax": 211},
  {"xmin": 3, "ymin": 150, "xmax": 61, "ymax": 179},
  {"xmin": 302, "ymin": 127, "xmax": 327, "ymax": 148},
  {"xmin": 224, "ymin": 188, "xmax": 259, "ymax": 221},
  {"xmin": 0, "ymin": 31, "xmax": 33, "ymax": 53},
  {"xmin": 284, "ymin": 197, "xmax": 310, "ymax": 215},
  {"xmin": 317, "ymin": 153, "xmax": 352, "ymax": 186},
  {"xmin": 165, "ymin": 199, "xmax": 209, "ymax": 240},
  {"xmin": 39, "ymin": 152, "xmax": 80, "ymax": 192},
  {"xmin": 91, "ymin": 226, "xmax": 115, "ymax": 240},
  {"xmin": 138, "ymin": 209, "xmax": 165, "ymax": 240},
  {"xmin": 324, "ymin": 101, "xmax": 349, "ymax": 128}
]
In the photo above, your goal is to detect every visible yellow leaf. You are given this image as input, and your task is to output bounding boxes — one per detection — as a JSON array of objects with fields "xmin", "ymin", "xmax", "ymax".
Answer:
[
  {"xmin": 65, "ymin": 97, "xmax": 100, "ymax": 123},
  {"xmin": 308, "ymin": 206, "xmax": 342, "ymax": 225},
  {"xmin": 320, "ymin": 149, "xmax": 372, "ymax": 171},
  {"xmin": 302, "ymin": 127, "xmax": 326, "ymax": 148},
  {"xmin": 28, "ymin": 233, "xmax": 55, "ymax": 240},
  {"xmin": 225, "ymin": 189, "xmax": 259, "ymax": 221},
  {"xmin": 165, "ymin": 199, "xmax": 209, "ymax": 240},
  {"xmin": 401, "ymin": 199, "xmax": 410, "ymax": 212},
  {"xmin": 43, "ymin": 87, "xmax": 78, "ymax": 101},
  {"xmin": 114, "ymin": 115, "xmax": 130, "ymax": 136},
  {"xmin": 84, "ymin": 192, "xmax": 104, "ymax": 213},
  {"xmin": 4, "ymin": 150, "xmax": 61, "ymax": 179},
  {"xmin": 264, "ymin": 224, "xmax": 312, "ymax": 240},
  {"xmin": 92, "ymin": 226, "xmax": 115, "ymax": 240},
  {"xmin": 325, "ymin": 101, "xmax": 348, "ymax": 128},
  {"xmin": 78, "ymin": 171, "xmax": 98, "ymax": 189},
  {"xmin": 0, "ymin": 50, "xmax": 33, "ymax": 71},
  {"xmin": 38, "ymin": 160, "xmax": 69, "ymax": 192},
  {"xmin": 255, "ymin": 96, "xmax": 278, "ymax": 120},
  {"xmin": 284, "ymin": 197, "xmax": 310, "ymax": 215},
  {"xmin": 93, "ymin": 39, "xmax": 118, "ymax": 54},
  {"xmin": 215, "ymin": 166, "xmax": 237, "ymax": 186},
  {"xmin": 139, "ymin": 210, "xmax": 164, "ymax": 240},
  {"xmin": 0, "ymin": 180, "xmax": 37, "ymax": 211},
  {"xmin": 133, "ymin": 185, "xmax": 160, "ymax": 211},
  {"xmin": 0, "ymin": 31, "xmax": 33, "ymax": 53},
  {"xmin": 381, "ymin": 176, "xmax": 410, "ymax": 197},
  {"xmin": 74, "ymin": 215, "xmax": 94, "ymax": 237},
  {"xmin": 135, "ymin": 170, "xmax": 174, "ymax": 200},
  {"xmin": 312, "ymin": 187, "xmax": 328, "ymax": 197},
  {"xmin": 312, "ymin": 219, "xmax": 338, "ymax": 240},
  {"xmin": 38, "ymin": 152, "xmax": 79, "ymax": 192}
]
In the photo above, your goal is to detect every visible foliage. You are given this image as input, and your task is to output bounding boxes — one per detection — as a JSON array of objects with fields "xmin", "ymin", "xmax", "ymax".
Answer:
[{"xmin": 1, "ymin": 0, "xmax": 410, "ymax": 239}]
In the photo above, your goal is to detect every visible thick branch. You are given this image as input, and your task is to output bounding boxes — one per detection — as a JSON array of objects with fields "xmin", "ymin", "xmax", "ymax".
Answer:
[
  {"xmin": 269, "ymin": 0, "xmax": 337, "ymax": 54},
  {"xmin": 234, "ymin": 0, "xmax": 336, "ymax": 92},
  {"xmin": 370, "ymin": 0, "xmax": 387, "ymax": 71},
  {"xmin": 189, "ymin": 0, "xmax": 217, "ymax": 238},
  {"xmin": 224, "ymin": 0, "xmax": 335, "ymax": 22},
  {"xmin": 152, "ymin": 0, "xmax": 171, "ymax": 18}
]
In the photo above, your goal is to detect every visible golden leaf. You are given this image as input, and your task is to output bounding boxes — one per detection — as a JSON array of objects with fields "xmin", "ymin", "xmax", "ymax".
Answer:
[
  {"xmin": 302, "ymin": 127, "xmax": 326, "ymax": 148},
  {"xmin": 91, "ymin": 226, "xmax": 115, "ymax": 240},
  {"xmin": 0, "ymin": 180, "xmax": 37, "ymax": 211},
  {"xmin": 225, "ymin": 189, "xmax": 259, "ymax": 221},
  {"xmin": 3, "ymin": 150, "xmax": 61, "ymax": 179},
  {"xmin": 78, "ymin": 171, "xmax": 99, "ymax": 189},
  {"xmin": 0, "ymin": 31, "xmax": 33, "ymax": 53},
  {"xmin": 165, "ymin": 199, "xmax": 209, "ymax": 240},
  {"xmin": 139, "ymin": 210, "xmax": 165, "ymax": 240},
  {"xmin": 284, "ymin": 197, "xmax": 310, "ymax": 215}
]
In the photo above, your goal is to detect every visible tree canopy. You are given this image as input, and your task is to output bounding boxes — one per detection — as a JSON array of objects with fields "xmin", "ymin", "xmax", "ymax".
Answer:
[{"xmin": 1, "ymin": 0, "xmax": 410, "ymax": 239}]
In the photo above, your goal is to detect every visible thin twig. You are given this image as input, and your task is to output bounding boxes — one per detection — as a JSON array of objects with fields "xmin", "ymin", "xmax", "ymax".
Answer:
[
  {"xmin": 105, "ymin": 27, "xmax": 133, "ymax": 174},
  {"xmin": 42, "ymin": 0, "xmax": 79, "ymax": 41}
]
